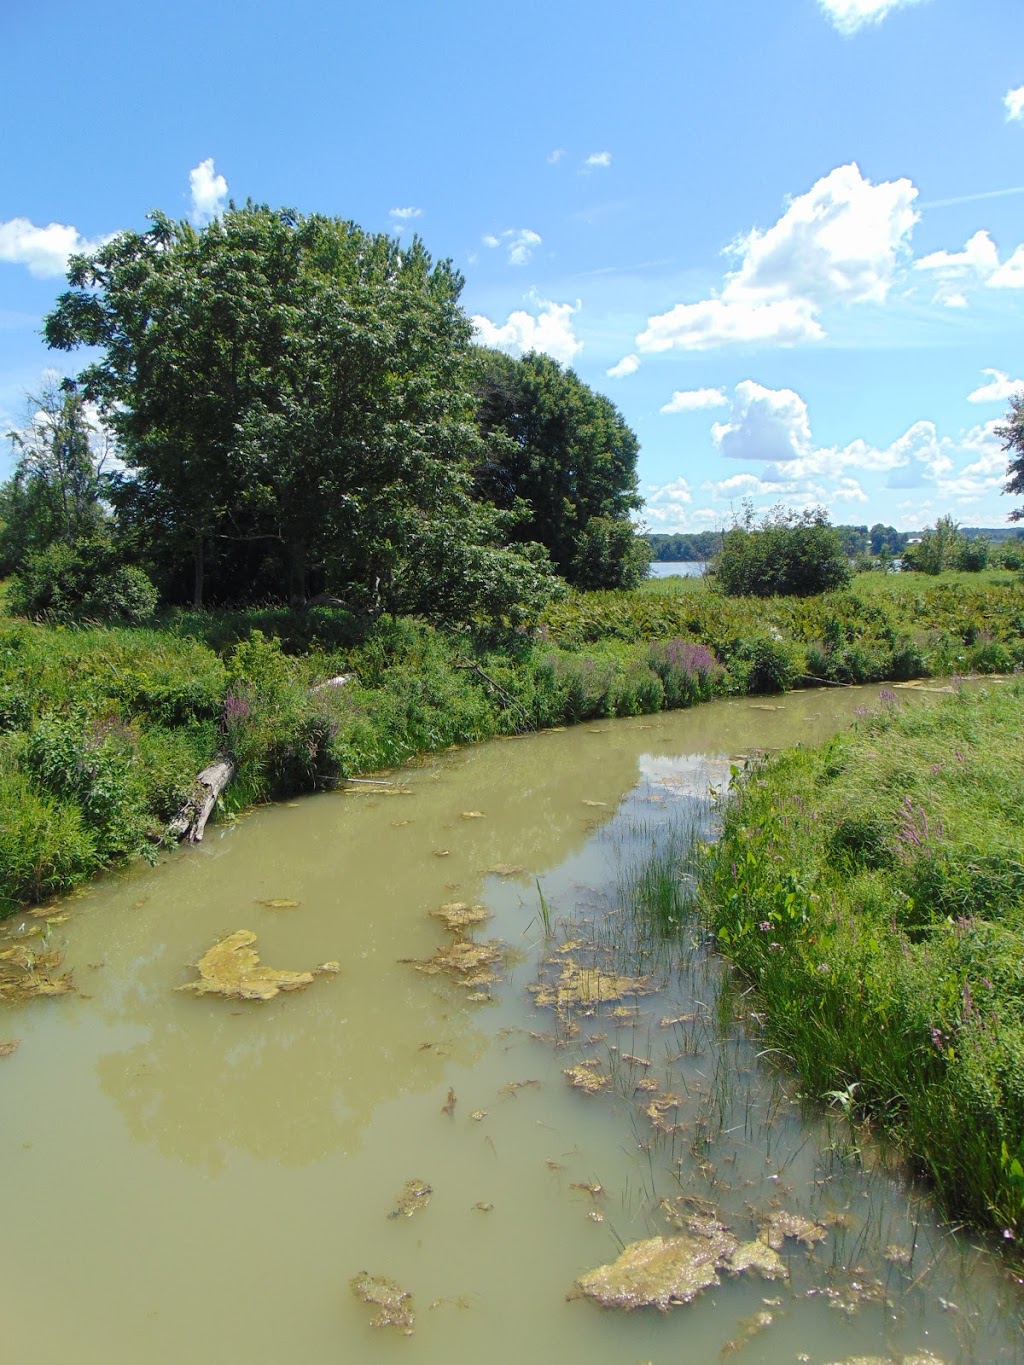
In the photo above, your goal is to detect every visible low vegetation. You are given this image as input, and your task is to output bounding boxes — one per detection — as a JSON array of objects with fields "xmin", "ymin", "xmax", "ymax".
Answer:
[
  {"xmin": 3, "ymin": 568, "xmax": 1023, "ymax": 916},
  {"xmin": 695, "ymin": 681, "xmax": 1024, "ymax": 1239}
]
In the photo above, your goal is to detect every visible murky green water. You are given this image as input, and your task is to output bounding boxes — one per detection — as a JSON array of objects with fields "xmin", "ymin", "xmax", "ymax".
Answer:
[{"xmin": 2, "ymin": 689, "xmax": 1022, "ymax": 1364}]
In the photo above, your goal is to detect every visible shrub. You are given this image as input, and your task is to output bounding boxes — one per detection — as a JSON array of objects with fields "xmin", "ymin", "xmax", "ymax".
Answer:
[
  {"xmin": 732, "ymin": 636, "xmax": 799, "ymax": 694},
  {"xmin": 714, "ymin": 505, "xmax": 851, "ymax": 598},
  {"xmin": 647, "ymin": 639, "xmax": 723, "ymax": 707},
  {"xmin": 10, "ymin": 538, "xmax": 157, "ymax": 625}
]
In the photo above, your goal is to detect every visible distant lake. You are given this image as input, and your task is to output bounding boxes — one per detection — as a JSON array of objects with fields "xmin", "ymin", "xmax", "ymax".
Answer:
[{"xmin": 648, "ymin": 561, "xmax": 707, "ymax": 579}]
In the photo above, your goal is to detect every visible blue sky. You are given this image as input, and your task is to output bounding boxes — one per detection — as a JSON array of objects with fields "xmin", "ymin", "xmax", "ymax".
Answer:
[{"xmin": 3, "ymin": 0, "xmax": 1024, "ymax": 532}]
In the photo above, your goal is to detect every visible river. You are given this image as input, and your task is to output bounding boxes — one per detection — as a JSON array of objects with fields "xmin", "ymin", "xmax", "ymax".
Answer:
[{"xmin": 1, "ymin": 688, "xmax": 1021, "ymax": 1363}]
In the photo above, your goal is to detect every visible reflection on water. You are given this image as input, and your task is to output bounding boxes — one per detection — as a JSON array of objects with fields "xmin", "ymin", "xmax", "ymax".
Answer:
[{"xmin": 0, "ymin": 689, "xmax": 1021, "ymax": 1363}]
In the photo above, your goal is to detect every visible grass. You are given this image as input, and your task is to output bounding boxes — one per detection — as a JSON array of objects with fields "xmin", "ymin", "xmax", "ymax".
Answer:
[{"xmin": 694, "ymin": 680, "xmax": 1024, "ymax": 1241}]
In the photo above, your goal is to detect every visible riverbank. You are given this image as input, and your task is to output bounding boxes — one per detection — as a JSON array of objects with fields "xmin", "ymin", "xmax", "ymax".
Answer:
[
  {"xmin": 3, "ymin": 568, "xmax": 1024, "ymax": 914},
  {"xmin": 696, "ymin": 679, "xmax": 1024, "ymax": 1241}
]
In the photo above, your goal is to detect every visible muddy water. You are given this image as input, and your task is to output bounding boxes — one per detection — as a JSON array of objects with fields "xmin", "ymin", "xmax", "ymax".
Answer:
[{"xmin": 2, "ymin": 689, "xmax": 1022, "ymax": 1364}]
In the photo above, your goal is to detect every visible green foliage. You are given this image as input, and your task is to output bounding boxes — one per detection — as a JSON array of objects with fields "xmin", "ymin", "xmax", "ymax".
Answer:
[
  {"xmin": 698, "ymin": 683, "xmax": 1024, "ymax": 1236},
  {"xmin": 998, "ymin": 390, "xmax": 1024, "ymax": 522},
  {"xmin": 45, "ymin": 205, "xmax": 553, "ymax": 627},
  {"xmin": 0, "ymin": 382, "xmax": 108, "ymax": 575},
  {"xmin": 713, "ymin": 504, "xmax": 851, "ymax": 598},
  {"xmin": 903, "ymin": 515, "xmax": 968, "ymax": 575},
  {"xmin": 473, "ymin": 348, "xmax": 643, "ymax": 588},
  {"xmin": 10, "ymin": 537, "xmax": 158, "ymax": 625}
]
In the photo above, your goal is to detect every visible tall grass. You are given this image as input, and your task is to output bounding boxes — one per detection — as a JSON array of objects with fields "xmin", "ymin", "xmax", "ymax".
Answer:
[{"xmin": 694, "ymin": 681, "xmax": 1024, "ymax": 1240}]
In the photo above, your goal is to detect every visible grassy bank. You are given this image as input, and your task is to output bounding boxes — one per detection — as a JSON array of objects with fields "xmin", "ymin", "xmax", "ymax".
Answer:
[
  {"xmin": 3, "ymin": 568, "xmax": 1024, "ymax": 916},
  {"xmin": 696, "ymin": 680, "xmax": 1024, "ymax": 1240}
]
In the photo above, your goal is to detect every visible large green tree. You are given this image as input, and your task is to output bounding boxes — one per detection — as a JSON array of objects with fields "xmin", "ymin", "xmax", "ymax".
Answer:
[
  {"xmin": 46, "ymin": 204, "xmax": 552, "ymax": 621},
  {"xmin": 472, "ymin": 348, "xmax": 647, "ymax": 588}
]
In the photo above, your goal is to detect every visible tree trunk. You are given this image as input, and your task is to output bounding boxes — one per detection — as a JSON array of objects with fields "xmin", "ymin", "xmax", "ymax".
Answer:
[
  {"xmin": 287, "ymin": 538, "xmax": 307, "ymax": 608},
  {"xmin": 167, "ymin": 757, "xmax": 235, "ymax": 844},
  {"xmin": 193, "ymin": 533, "xmax": 205, "ymax": 611}
]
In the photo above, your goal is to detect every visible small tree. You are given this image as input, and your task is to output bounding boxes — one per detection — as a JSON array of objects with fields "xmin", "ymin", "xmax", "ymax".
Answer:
[
  {"xmin": 902, "ymin": 515, "xmax": 964, "ymax": 575},
  {"xmin": 713, "ymin": 504, "xmax": 850, "ymax": 598}
]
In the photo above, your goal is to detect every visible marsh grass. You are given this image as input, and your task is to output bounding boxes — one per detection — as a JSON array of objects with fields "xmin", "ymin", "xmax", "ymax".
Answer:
[{"xmin": 696, "ymin": 680, "xmax": 1024, "ymax": 1240}]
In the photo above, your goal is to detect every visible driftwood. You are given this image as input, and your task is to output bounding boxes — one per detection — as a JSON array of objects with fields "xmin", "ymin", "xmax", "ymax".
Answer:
[{"xmin": 168, "ymin": 757, "xmax": 236, "ymax": 844}]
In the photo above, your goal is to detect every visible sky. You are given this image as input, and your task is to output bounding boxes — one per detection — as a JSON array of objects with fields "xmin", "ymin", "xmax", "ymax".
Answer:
[{"xmin": 2, "ymin": 0, "xmax": 1024, "ymax": 533}]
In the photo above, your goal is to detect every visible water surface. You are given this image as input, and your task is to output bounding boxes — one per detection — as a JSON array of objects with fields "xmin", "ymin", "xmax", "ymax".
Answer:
[{"xmin": 1, "ymin": 689, "xmax": 1021, "ymax": 1364}]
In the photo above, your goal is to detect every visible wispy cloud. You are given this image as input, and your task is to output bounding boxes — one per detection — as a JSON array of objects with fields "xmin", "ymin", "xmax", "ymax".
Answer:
[
  {"xmin": 582, "ymin": 151, "xmax": 612, "ymax": 171},
  {"xmin": 482, "ymin": 227, "xmax": 542, "ymax": 266},
  {"xmin": 661, "ymin": 387, "xmax": 728, "ymax": 414},
  {"xmin": 967, "ymin": 368, "xmax": 1024, "ymax": 404},
  {"xmin": 1005, "ymin": 86, "xmax": 1024, "ymax": 122}
]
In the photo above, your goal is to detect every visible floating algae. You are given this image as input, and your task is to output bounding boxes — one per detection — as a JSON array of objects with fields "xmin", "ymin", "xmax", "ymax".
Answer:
[
  {"xmin": 0, "ymin": 1040, "xmax": 19, "ymax": 1057},
  {"xmin": 762, "ymin": 1209, "xmax": 827, "ymax": 1250},
  {"xmin": 401, "ymin": 939, "xmax": 504, "ymax": 990},
  {"xmin": 484, "ymin": 863, "xmax": 526, "ymax": 877},
  {"xmin": 574, "ymin": 1231, "xmax": 734, "ymax": 1311},
  {"xmin": 349, "ymin": 1271, "xmax": 415, "ymax": 1335},
  {"xmin": 721, "ymin": 1309, "xmax": 777, "ymax": 1357},
  {"xmin": 563, "ymin": 1061, "xmax": 611, "ymax": 1094},
  {"xmin": 530, "ymin": 958, "xmax": 650, "ymax": 1016},
  {"xmin": 175, "ymin": 930, "xmax": 327, "ymax": 1001},
  {"xmin": 388, "ymin": 1178, "xmax": 432, "ymax": 1219},
  {"xmin": 429, "ymin": 902, "xmax": 491, "ymax": 932},
  {"xmin": 727, "ymin": 1240, "xmax": 787, "ymax": 1280},
  {"xmin": 0, "ymin": 944, "xmax": 75, "ymax": 1002},
  {"xmin": 254, "ymin": 898, "xmax": 300, "ymax": 909}
]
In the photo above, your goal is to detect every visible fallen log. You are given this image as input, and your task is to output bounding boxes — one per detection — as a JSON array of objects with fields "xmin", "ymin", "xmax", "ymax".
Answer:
[{"xmin": 167, "ymin": 757, "xmax": 236, "ymax": 844}]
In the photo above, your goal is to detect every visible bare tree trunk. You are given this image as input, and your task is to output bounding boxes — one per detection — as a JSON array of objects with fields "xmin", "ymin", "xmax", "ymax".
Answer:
[{"xmin": 167, "ymin": 757, "xmax": 235, "ymax": 843}]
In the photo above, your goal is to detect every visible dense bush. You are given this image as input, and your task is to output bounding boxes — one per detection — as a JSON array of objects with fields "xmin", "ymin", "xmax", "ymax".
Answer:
[
  {"xmin": 713, "ymin": 506, "xmax": 851, "ymax": 598},
  {"xmin": 10, "ymin": 537, "xmax": 158, "ymax": 625}
]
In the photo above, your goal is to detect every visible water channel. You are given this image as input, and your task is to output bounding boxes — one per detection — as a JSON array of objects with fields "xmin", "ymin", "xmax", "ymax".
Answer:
[{"xmin": 2, "ymin": 687, "xmax": 1022, "ymax": 1363}]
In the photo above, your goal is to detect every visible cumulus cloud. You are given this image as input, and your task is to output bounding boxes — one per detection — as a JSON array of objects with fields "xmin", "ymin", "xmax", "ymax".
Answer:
[
  {"xmin": 636, "ymin": 163, "xmax": 918, "ymax": 352},
  {"xmin": 547, "ymin": 149, "xmax": 565, "ymax": 165},
  {"xmin": 0, "ymin": 218, "xmax": 110, "ymax": 278},
  {"xmin": 990, "ymin": 244, "xmax": 1024, "ymax": 289},
  {"xmin": 712, "ymin": 381, "xmax": 812, "ymax": 463},
  {"xmin": 818, "ymin": 0, "xmax": 927, "ymax": 36},
  {"xmin": 1005, "ymin": 87, "xmax": 1024, "ymax": 121},
  {"xmin": 606, "ymin": 354, "xmax": 640, "ymax": 379},
  {"xmin": 660, "ymin": 387, "xmax": 728, "ymax": 414},
  {"xmin": 390, "ymin": 206, "xmax": 422, "ymax": 220},
  {"xmin": 967, "ymin": 368, "xmax": 1024, "ymax": 404},
  {"xmin": 582, "ymin": 151, "xmax": 612, "ymax": 170},
  {"xmin": 915, "ymin": 229, "xmax": 1000, "ymax": 303},
  {"xmin": 483, "ymin": 227, "xmax": 543, "ymax": 266},
  {"xmin": 472, "ymin": 298, "xmax": 582, "ymax": 365},
  {"xmin": 189, "ymin": 158, "xmax": 229, "ymax": 225}
]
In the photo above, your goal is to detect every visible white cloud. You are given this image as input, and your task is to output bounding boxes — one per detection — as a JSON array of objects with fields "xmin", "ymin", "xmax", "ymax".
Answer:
[
  {"xmin": 389, "ymin": 206, "xmax": 422, "ymax": 220},
  {"xmin": 967, "ymin": 368, "xmax": 1024, "ymax": 404},
  {"xmin": 660, "ymin": 387, "xmax": 728, "ymax": 414},
  {"xmin": 546, "ymin": 149, "xmax": 565, "ymax": 165},
  {"xmin": 606, "ymin": 354, "xmax": 640, "ymax": 379},
  {"xmin": 818, "ymin": 0, "xmax": 927, "ymax": 36},
  {"xmin": 1005, "ymin": 87, "xmax": 1024, "ymax": 121},
  {"xmin": 712, "ymin": 381, "xmax": 812, "ymax": 463},
  {"xmin": 583, "ymin": 151, "xmax": 612, "ymax": 170},
  {"xmin": 644, "ymin": 477, "xmax": 694, "ymax": 525},
  {"xmin": 914, "ymin": 228, "xmax": 1000, "ymax": 303},
  {"xmin": 482, "ymin": 227, "xmax": 543, "ymax": 266},
  {"xmin": 636, "ymin": 163, "xmax": 918, "ymax": 351},
  {"xmin": 0, "ymin": 218, "xmax": 109, "ymax": 278},
  {"xmin": 189, "ymin": 158, "xmax": 229, "ymax": 225},
  {"xmin": 989, "ymin": 244, "xmax": 1024, "ymax": 289},
  {"xmin": 472, "ymin": 298, "xmax": 582, "ymax": 365}
]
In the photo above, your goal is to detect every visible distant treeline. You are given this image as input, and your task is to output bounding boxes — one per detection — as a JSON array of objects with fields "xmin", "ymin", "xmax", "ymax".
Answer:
[{"xmin": 649, "ymin": 523, "xmax": 1024, "ymax": 562}]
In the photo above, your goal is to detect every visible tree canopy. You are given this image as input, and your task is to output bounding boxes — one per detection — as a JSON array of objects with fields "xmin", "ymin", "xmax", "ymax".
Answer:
[
  {"xmin": 44, "ymin": 203, "xmax": 557, "ymax": 625},
  {"xmin": 472, "ymin": 348, "xmax": 648, "ymax": 589}
]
